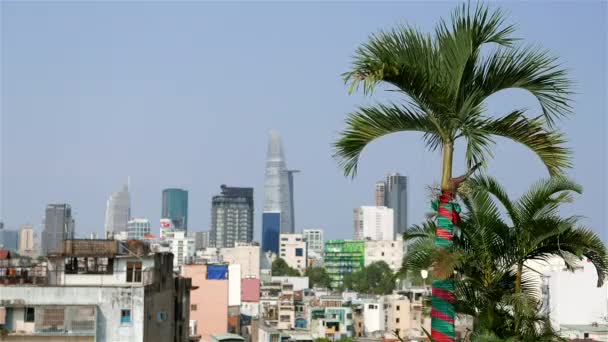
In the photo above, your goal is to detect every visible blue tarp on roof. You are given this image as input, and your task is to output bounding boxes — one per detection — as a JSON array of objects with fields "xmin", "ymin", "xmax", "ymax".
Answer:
[{"xmin": 207, "ymin": 264, "xmax": 228, "ymax": 280}]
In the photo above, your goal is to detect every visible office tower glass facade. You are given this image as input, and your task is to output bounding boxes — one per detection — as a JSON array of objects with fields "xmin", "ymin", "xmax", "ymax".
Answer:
[
  {"xmin": 386, "ymin": 173, "xmax": 408, "ymax": 238},
  {"xmin": 162, "ymin": 188, "xmax": 188, "ymax": 231},
  {"xmin": 262, "ymin": 131, "xmax": 297, "ymax": 253},
  {"xmin": 104, "ymin": 184, "xmax": 131, "ymax": 237},
  {"xmin": 127, "ymin": 218, "xmax": 151, "ymax": 240},
  {"xmin": 41, "ymin": 203, "xmax": 75, "ymax": 255}
]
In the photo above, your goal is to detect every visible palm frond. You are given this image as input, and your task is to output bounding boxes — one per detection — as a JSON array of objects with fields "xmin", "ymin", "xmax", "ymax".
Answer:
[
  {"xmin": 333, "ymin": 103, "xmax": 442, "ymax": 177},
  {"xmin": 516, "ymin": 176, "xmax": 581, "ymax": 221},
  {"xmin": 474, "ymin": 45, "xmax": 573, "ymax": 126},
  {"xmin": 479, "ymin": 111, "xmax": 571, "ymax": 175}
]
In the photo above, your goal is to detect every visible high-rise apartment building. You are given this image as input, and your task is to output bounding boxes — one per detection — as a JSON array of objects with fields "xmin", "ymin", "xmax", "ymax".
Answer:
[
  {"xmin": 162, "ymin": 188, "xmax": 188, "ymax": 231},
  {"xmin": 386, "ymin": 173, "xmax": 408, "ymax": 238},
  {"xmin": 375, "ymin": 181, "xmax": 386, "ymax": 206},
  {"xmin": 194, "ymin": 231, "xmax": 210, "ymax": 250},
  {"xmin": 104, "ymin": 184, "xmax": 131, "ymax": 238},
  {"xmin": 211, "ymin": 185, "xmax": 254, "ymax": 248},
  {"xmin": 303, "ymin": 229, "xmax": 324, "ymax": 255},
  {"xmin": 127, "ymin": 218, "xmax": 151, "ymax": 240},
  {"xmin": 353, "ymin": 206, "xmax": 394, "ymax": 241},
  {"xmin": 279, "ymin": 233, "xmax": 307, "ymax": 274},
  {"xmin": 262, "ymin": 131, "xmax": 297, "ymax": 254},
  {"xmin": 18, "ymin": 224, "xmax": 35, "ymax": 257},
  {"xmin": 41, "ymin": 203, "xmax": 75, "ymax": 255}
]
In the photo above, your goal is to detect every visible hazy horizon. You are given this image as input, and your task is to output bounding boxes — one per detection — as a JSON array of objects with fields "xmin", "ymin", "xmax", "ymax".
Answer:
[{"xmin": 1, "ymin": 1, "xmax": 606, "ymax": 242}]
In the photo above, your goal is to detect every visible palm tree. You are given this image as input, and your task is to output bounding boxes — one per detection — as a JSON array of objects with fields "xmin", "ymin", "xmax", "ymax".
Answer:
[
  {"xmin": 401, "ymin": 176, "xmax": 607, "ymax": 339},
  {"xmin": 333, "ymin": 4, "xmax": 572, "ymax": 341}
]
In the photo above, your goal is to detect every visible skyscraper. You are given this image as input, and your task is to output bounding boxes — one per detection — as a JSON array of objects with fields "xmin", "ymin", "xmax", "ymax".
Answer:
[
  {"xmin": 375, "ymin": 181, "xmax": 386, "ymax": 206},
  {"xmin": 194, "ymin": 231, "xmax": 210, "ymax": 250},
  {"xmin": 104, "ymin": 183, "xmax": 131, "ymax": 238},
  {"xmin": 41, "ymin": 203, "xmax": 75, "ymax": 255},
  {"xmin": 0, "ymin": 229, "xmax": 18, "ymax": 251},
  {"xmin": 162, "ymin": 188, "xmax": 188, "ymax": 231},
  {"xmin": 262, "ymin": 131, "xmax": 297, "ymax": 254},
  {"xmin": 385, "ymin": 173, "xmax": 408, "ymax": 238},
  {"xmin": 211, "ymin": 185, "xmax": 254, "ymax": 248},
  {"xmin": 19, "ymin": 224, "xmax": 35, "ymax": 257}
]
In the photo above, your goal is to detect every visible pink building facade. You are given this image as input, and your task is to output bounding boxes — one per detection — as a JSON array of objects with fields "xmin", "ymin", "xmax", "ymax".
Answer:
[{"xmin": 182, "ymin": 264, "xmax": 228, "ymax": 342}]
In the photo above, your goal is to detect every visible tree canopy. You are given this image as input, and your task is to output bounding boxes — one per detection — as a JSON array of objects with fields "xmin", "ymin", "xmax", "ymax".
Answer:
[
  {"xmin": 342, "ymin": 261, "xmax": 395, "ymax": 295},
  {"xmin": 305, "ymin": 266, "xmax": 332, "ymax": 289},
  {"xmin": 271, "ymin": 258, "xmax": 301, "ymax": 277}
]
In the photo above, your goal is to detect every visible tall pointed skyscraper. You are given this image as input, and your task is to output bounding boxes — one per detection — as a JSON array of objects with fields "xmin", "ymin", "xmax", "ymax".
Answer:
[
  {"xmin": 104, "ymin": 182, "xmax": 131, "ymax": 238},
  {"xmin": 262, "ymin": 130, "xmax": 297, "ymax": 254}
]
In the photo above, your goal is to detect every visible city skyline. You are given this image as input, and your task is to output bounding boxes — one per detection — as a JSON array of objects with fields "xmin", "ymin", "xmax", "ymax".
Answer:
[{"xmin": 1, "ymin": 2, "xmax": 605, "ymax": 242}]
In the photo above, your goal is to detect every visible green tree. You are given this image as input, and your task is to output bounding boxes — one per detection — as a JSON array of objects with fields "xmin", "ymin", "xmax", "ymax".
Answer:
[
  {"xmin": 333, "ymin": 4, "xmax": 573, "ymax": 340},
  {"xmin": 305, "ymin": 267, "xmax": 332, "ymax": 289},
  {"xmin": 402, "ymin": 176, "xmax": 607, "ymax": 339},
  {"xmin": 343, "ymin": 261, "xmax": 395, "ymax": 295},
  {"xmin": 271, "ymin": 258, "xmax": 300, "ymax": 277}
]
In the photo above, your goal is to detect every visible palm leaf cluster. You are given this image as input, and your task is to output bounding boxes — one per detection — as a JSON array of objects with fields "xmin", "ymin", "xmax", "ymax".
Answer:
[
  {"xmin": 334, "ymin": 3, "xmax": 572, "ymax": 177},
  {"xmin": 401, "ymin": 176, "xmax": 608, "ymax": 340}
]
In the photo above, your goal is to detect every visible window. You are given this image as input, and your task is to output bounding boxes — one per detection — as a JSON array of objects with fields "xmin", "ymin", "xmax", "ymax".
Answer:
[
  {"xmin": 121, "ymin": 310, "xmax": 132, "ymax": 324},
  {"xmin": 295, "ymin": 248, "xmax": 303, "ymax": 257},
  {"xmin": 358, "ymin": 322, "xmax": 362, "ymax": 328},
  {"xmin": 395, "ymin": 328, "xmax": 400, "ymax": 336},
  {"xmin": 191, "ymin": 304, "xmax": 197, "ymax": 311},
  {"xmin": 127, "ymin": 262, "xmax": 142, "ymax": 282},
  {"xmin": 25, "ymin": 307, "xmax": 35, "ymax": 322},
  {"xmin": 157, "ymin": 311, "xmax": 167, "ymax": 322},
  {"xmin": 396, "ymin": 305, "xmax": 400, "ymax": 311},
  {"xmin": 396, "ymin": 318, "xmax": 400, "ymax": 323}
]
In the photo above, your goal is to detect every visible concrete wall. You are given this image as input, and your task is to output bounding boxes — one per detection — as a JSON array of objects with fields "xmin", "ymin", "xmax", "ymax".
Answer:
[
  {"xmin": 221, "ymin": 245, "xmax": 260, "ymax": 279},
  {"xmin": 1, "ymin": 286, "xmax": 146, "ymax": 341},
  {"xmin": 364, "ymin": 240, "xmax": 404, "ymax": 272},
  {"xmin": 228, "ymin": 265, "xmax": 242, "ymax": 306},
  {"xmin": 183, "ymin": 264, "xmax": 228, "ymax": 342}
]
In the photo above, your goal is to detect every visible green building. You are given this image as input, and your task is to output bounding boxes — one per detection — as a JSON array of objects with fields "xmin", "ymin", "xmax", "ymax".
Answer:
[
  {"xmin": 324, "ymin": 240, "xmax": 365, "ymax": 288},
  {"xmin": 162, "ymin": 188, "xmax": 188, "ymax": 231}
]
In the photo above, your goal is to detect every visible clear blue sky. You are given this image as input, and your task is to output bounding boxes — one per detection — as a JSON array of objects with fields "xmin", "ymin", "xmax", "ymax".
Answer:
[{"xmin": 1, "ymin": 1, "xmax": 606, "ymax": 241}]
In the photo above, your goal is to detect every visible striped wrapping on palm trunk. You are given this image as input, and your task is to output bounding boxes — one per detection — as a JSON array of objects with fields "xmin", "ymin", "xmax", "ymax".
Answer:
[{"xmin": 431, "ymin": 192, "xmax": 459, "ymax": 342}]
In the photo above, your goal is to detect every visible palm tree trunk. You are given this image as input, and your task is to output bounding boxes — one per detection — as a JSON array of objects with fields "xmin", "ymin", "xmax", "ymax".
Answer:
[
  {"xmin": 515, "ymin": 262, "xmax": 523, "ymax": 294},
  {"xmin": 432, "ymin": 142, "xmax": 457, "ymax": 342}
]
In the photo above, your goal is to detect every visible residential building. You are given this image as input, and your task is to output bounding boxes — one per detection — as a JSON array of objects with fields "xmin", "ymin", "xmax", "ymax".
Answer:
[
  {"xmin": 18, "ymin": 224, "xmax": 36, "ymax": 257},
  {"xmin": 279, "ymin": 233, "xmax": 307, "ymax": 274},
  {"xmin": 127, "ymin": 218, "xmax": 151, "ymax": 240},
  {"xmin": 104, "ymin": 183, "xmax": 131, "ymax": 238},
  {"xmin": 262, "ymin": 130, "xmax": 298, "ymax": 254},
  {"xmin": 162, "ymin": 188, "xmax": 189, "ymax": 231},
  {"xmin": 303, "ymin": 229, "xmax": 323, "ymax": 255},
  {"xmin": 162, "ymin": 229, "xmax": 195, "ymax": 269},
  {"xmin": 271, "ymin": 277, "xmax": 309, "ymax": 292},
  {"xmin": 41, "ymin": 203, "xmax": 75, "ymax": 255},
  {"xmin": 309, "ymin": 306, "xmax": 354, "ymax": 340},
  {"xmin": 221, "ymin": 242, "xmax": 261, "ymax": 279},
  {"xmin": 0, "ymin": 229, "xmax": 18, "ymax": 251},
  {"xmin": 527, "ymin": 257, "xmax": 608, "ymax": 330},
  {"xmin": 353, "ymin": 206, "xmax": 394, "ymax": 241},
  {"xmin": 385, "ymin": 173, "xmax": 408, "ymax": 239},
  {"xmin": 183, "ymin": 264, "xmax": 229, "ymax": 342},
  {"xmin": 364, "ymin": 240, "xmax": 405, "ymax": 272},
  {"xmin": 375, "ymin": 181, "xmax": 386, "ymax": 207},
  {"xmin": 211, "ymin": 185, "xmax": 254, "ymax": 248},
  {"xmin": 324, "ymin": 240, "xmax": 365, "ymax": 288},
  {"xmin": 195, "ymin": 231, "xmax": 210, "ymax": 250},
  {"xmin": 0, "ymin": 239, "xmax": 192, "ymax": 342}
]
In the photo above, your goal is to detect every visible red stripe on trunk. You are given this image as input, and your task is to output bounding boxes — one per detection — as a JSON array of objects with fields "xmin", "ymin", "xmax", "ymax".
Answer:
[
  {"xmin": 432, "ymin": 287, "xmax": 455, "ymax": 303},
  {"xmin": 432, "ymin": 329, "xmax": 455, "ymax": 342},
  {"xmin": 431, "ymin": 308, "xmax": 455, "ymax": 324},
  {"xmin": 436, "ymin": 228, "xmax": 453, "ymax": 240}
]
